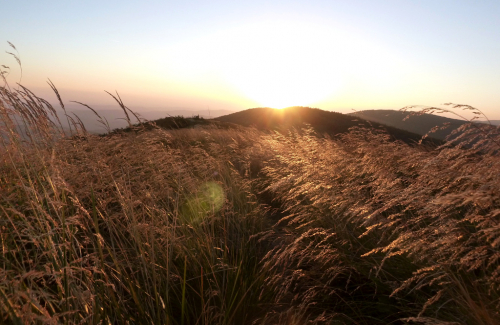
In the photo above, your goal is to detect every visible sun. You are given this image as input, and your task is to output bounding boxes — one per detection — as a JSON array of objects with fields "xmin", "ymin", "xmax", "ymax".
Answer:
[
  {"xmin": 225, "ymin": 69, "xmax": 343, "ymax": 109},
  {"xmin": 216, "ymin": 19, "xmax": 347, "ymax": 108},
  {"xmin": 162, "ymin": 16, "xmax": 402, "ymax": 110}
]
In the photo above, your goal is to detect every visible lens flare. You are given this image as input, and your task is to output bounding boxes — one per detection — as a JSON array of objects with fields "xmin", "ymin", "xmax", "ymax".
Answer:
[{"xmin": 181, "ymin": 181, "xmax": 225, "ymax": 224}]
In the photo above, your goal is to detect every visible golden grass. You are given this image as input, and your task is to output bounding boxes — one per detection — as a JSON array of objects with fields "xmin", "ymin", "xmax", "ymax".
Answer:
[
  {"xmin": 0, "ymin": 81, "xmax": 273, "ymax": 323},
  {"xmin": 254, "ymin": 125, "xmax": 500, "ymax": 324},
  {"xmin": 1, "ymin": 60, "xmax": 500, "ymax": 324}
]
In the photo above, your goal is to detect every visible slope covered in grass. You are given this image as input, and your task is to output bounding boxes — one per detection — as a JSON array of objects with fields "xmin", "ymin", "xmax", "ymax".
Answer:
[
  {"xmin": 1, "ymin": 84, "xmax": 500, "ymax": 324},
  {"xmin": 350, "ymin": 109, "xmax": 490, "ymax": 141},
  {"xmin": 215, "ymin": 106, "xmax": 441, "ymax": 145}
]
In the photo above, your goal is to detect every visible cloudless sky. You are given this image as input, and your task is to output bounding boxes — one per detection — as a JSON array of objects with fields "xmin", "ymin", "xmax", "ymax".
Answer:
[{"xmin": 2, "ymin": 0, "xmax": 500, "ymax": 118}]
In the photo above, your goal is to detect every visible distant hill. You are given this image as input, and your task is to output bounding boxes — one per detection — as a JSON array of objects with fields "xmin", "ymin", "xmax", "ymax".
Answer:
[
  {"xmin": 53, "ymin": 106, "xmax": 235, "ymax": 134},
  {"xmin": 350, "ymin": 110, "xmax": 474, "ymax": 141},
  {"xmin": 479, "ymin": 120, "xmax": 500, "ymax": 126},
  {"xmin": 215, "ymin": 106, "xmax": 438, "ymax": 145}
]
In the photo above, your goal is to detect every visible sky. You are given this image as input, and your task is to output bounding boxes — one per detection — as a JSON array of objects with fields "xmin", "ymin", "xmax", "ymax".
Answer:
[{"xmin": 2, "ymin": 0, "xmax": 500, "ymax": 119}]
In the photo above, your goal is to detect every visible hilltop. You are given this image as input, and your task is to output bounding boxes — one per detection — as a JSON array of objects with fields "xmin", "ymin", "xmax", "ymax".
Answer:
[
  {"xmin": 349, "ymin": 109, "xmax": 497, "ymax": 141},
  {"xmin": 215, "ymin": 106, "xmax": 439, "ymax": 144}
]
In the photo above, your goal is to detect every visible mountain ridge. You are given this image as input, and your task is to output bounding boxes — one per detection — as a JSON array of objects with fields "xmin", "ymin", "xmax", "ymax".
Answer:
[
  {"xmin": 214, "ymin": 106, "xmax": 440, "ymax": 145},
  {"xmin": 350, "ymin": 109, "xmax": 499, "ymax": 140}
]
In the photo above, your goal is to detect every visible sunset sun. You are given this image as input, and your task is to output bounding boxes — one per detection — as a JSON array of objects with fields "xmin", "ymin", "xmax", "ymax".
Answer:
[
  {"xmin": 215, "ymin": 20, "xmax": 347, "ymax": 108},
  {"xmin": 160, "ymin": 17, "xmax": 402, "ymax": 108},
  {"xmin": 162, "ymin": 17, "xmax": 401, "ymax": 109}
]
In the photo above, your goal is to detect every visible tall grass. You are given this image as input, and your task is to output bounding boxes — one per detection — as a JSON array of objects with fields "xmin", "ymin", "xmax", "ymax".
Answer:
[
  {"xmin": 0, "ymin": 80, "xmax": 274, "ymax": 324},
  {"xmin": 1, "ymin": 56, "xmax": 500, "ymax": 323},
  {"xmin": 252, "ymin": 124, "xmax": 500, "ymax": 324}
]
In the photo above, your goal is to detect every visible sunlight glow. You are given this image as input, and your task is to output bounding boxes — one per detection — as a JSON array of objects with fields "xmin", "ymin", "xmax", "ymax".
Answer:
[{"xmin": 162, "ymin": 17, "xmax": 404, "ymax": 109}]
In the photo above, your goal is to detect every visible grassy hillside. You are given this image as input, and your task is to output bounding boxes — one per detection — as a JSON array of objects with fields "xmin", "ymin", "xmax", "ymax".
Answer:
[
  {"xmin": 1, "ymin": 85, "xmax": 500, "ymax": 324},
  {"xmin": 52, "ymin": 106, "xmax": 236, "ymax": 134},
  {"xmin": 216, "ymin": 106, "xmax": 441, "ymax": 145},
  {"xmin": 350, "ymin": 109, "xmax": 489, "ymax": 141}
]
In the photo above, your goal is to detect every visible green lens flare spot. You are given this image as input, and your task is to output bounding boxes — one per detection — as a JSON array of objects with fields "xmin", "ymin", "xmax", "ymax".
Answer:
[{"xmin": 181, "ymin": 181, "xmax": 225, "ymax": 224}]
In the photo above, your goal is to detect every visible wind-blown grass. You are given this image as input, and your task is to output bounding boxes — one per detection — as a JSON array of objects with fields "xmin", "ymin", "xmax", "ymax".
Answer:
[
  {"xmin": 1, "ymin": 58, "xmax": 500, "ymax": 324},
  {"xmin": 253, "ymin": 124, "xmax": 500, "ymax": 324},
  {"xmin": 0, "ymin": 81, "xmax": 273, "ymax": 324}
]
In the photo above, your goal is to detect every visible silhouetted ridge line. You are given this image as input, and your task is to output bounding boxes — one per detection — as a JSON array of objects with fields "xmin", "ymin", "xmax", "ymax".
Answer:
[
  {"xmin": 349, "ymin": 109, "xmax": 498, "ymax": 141},
  {"xmin": 216, "ymin": 106, "xmax": 440, "ymax": 145}
]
